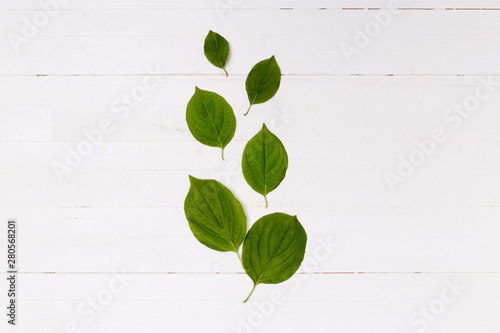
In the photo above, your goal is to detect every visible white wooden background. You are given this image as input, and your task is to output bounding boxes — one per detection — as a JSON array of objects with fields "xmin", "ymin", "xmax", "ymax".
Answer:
[{"xmin": 1, "ymin": 1, "xmax": 500, "ymax": 332}]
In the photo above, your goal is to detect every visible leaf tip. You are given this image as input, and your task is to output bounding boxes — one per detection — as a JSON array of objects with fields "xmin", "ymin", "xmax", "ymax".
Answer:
[
  {"xmin": 261, "ymin": 123, "xmax": 272, "ymax": 136},
  {"xmin": 206, "ymin": 30, "xmax": 215, "ymax": 39}
]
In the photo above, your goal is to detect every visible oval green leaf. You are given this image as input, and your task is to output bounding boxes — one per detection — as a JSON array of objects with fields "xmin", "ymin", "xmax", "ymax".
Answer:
[
  {"xmin": 242, "ymin": 213, "xmax": 307, "ymax": 302},
  {"xmin": 184, "ymin": 176, "xmax": 247, "ymax": 253},
  {"xmin": 186, "ymin": 87, "xmax": 236, "ymax": 160},
  {"xmin": 244, "ymin": 55, "xmax": 281, "ymax": 115},
  {"xmin": 242, "ymin": 124, "xmax": 288, "ymax": 208},
  {"xmin": 204, "ymin": 30, "xmax": 229, "ymax": 76}
]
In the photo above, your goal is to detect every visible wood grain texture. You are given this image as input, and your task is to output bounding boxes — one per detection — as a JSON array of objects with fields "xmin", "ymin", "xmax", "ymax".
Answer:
[
  {"xmin": 1, "ymin": 274, "xmax": 498, "ymax": 332},
  {"xmin": 2, "ymin": 10, "xmax": 500, "ymax": 74},
  {"xmin": 3, "ymin": 1, "xmax": 500, "ymax": 9},
  {"xmin": 1, "ymin": 206, "xmax": 499, "ymax": 273},
  {"xmin": 1, "ymin": 2, "xmax": 500, "ymax": 333},
  {"xmin": 1, "ymin": 76, "xmax": 499, "ymax": 142}
]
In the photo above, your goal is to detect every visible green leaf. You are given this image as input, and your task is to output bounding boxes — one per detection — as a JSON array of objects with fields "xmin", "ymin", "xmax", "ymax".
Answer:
[
  {"xmin": 244, "ymin": 55, "xmax": 281, "ymax": 115},
  {"xmin": 242, "ymin": 124, "xmax": 288, "ymax": 208},
  {"xmin": 242, "ymin": 213, "xmax": 307, "ymax": 302},
  {"xmin": 204, "ymin": 30, "xmax": 229, "ymax": 77},
  {"xmin": 186, "ymin": 87, "xmax": 236, "ymax": 160},
  {"xmin": 184, "ymin": 176, "xmax": 247, "ymax": 253}
]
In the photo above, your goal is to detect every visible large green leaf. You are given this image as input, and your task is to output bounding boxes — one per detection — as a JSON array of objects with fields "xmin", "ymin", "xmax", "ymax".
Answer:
[
  {"xmin": 242, "ymin": 213, "xmax": 307, "ymax": 302},
  {"xmin": 242, "ymin": 124, "xmax": 288, "ymax": 208},
  {"xmin": 204, "ymin": 30, "xmax": 229, "ymax": 76},
  {"xmin": 244, "ymin": 56, "xmax": 281, "ymax": 115},
  {"xmin": 186, "ymin": 87, "xmax": 236, "ymax": 160},
  {"xmin": 184, "ymin": 176, "xmax": 247, "ymax": 253}
]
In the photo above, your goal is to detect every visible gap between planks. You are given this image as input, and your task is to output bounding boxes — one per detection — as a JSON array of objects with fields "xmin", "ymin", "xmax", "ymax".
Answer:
[
  {"xmin": 2, "ymin": 74, "xmax": 500, "ymax": 77},
  {"xmin": 1, "ymin": 8, "xmax": 500, "ymax": 11},
  {"xmin": 12, "ymin": 271, "xmax": 500, "ymax": 275},
  {"xmin": 3, "ymin": 205, "xmax": 500, "ymax": 208}
]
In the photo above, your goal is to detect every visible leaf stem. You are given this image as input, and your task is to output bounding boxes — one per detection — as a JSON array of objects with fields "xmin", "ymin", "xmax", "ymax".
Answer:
[
  {"xmin": 233, "ymin": 250, "xmax": 253, "ymax": 302},
  {"xmin": 221, "ymin": 147, "xmax": 225, "ymax": 160},
  {"xmin": 244, "ymin": 103, "xmax": 253, "ymax": 116},
  {"xmin": 243, "ymin": 283, "xmax": 257, "ymax": 303},
  {"xmin": 232, "ymin": 246, "xmax": 246, "ymax": 272},
  {"xmin": 222, "ymin": 67, "xmax": 228, "ymax": 77},
  {"xmin": 235, "ymin": 251, "xmax": 244, "ymax": 268},
  {"xmin": 264, "ymin": 194, "xmax": 268, "ymax": 208}
]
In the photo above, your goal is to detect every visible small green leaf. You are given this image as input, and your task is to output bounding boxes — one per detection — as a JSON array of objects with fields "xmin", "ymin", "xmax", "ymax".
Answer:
[
  {"xmin": 242, "ymin": 124, "xmax": 288, "ymax": 208},
  {"xmin": 242, "ymin": 213, "xmax": 307, "ymax": 302},
  {"xmin": 244, "ymin": 56, "xmax": 281, "ymax": 115},
  {"xmin": 184, "ymin": 176, "xmax": 247, "ymax": 253},
  {"xmin": 186, "ymin": 87, "xmax": 236, "ymax": 160},
  {"xmin": 204, "ymin": 30, "xmax": 229, "ymax": 77}
]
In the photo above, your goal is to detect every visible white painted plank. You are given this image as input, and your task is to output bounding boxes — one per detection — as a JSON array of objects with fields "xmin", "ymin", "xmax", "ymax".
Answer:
[
  {"xmin": 1, "ymin": 206, "xmax": 499, "ymax": 272},
  {"xmin": 2, "ymin": 11, "xmax": 500, "ymax": 74},
  {"xmin": 1, "ymin": 76, "xmax": 499, "ymax": 142},
  {"xmin": 4, "ymin": 141, "xmax": 500, "ymax": 172},
  {"xmin": 1, "ymin": 274, "xmax": 498, "ymax": 332},
  {"xmin": 2, "ymin": 168, "xmax": 500, "ymax": 207},
  {"xmin": 2, "ymin": 1, "xmax": 500, "ymax": 10}
]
